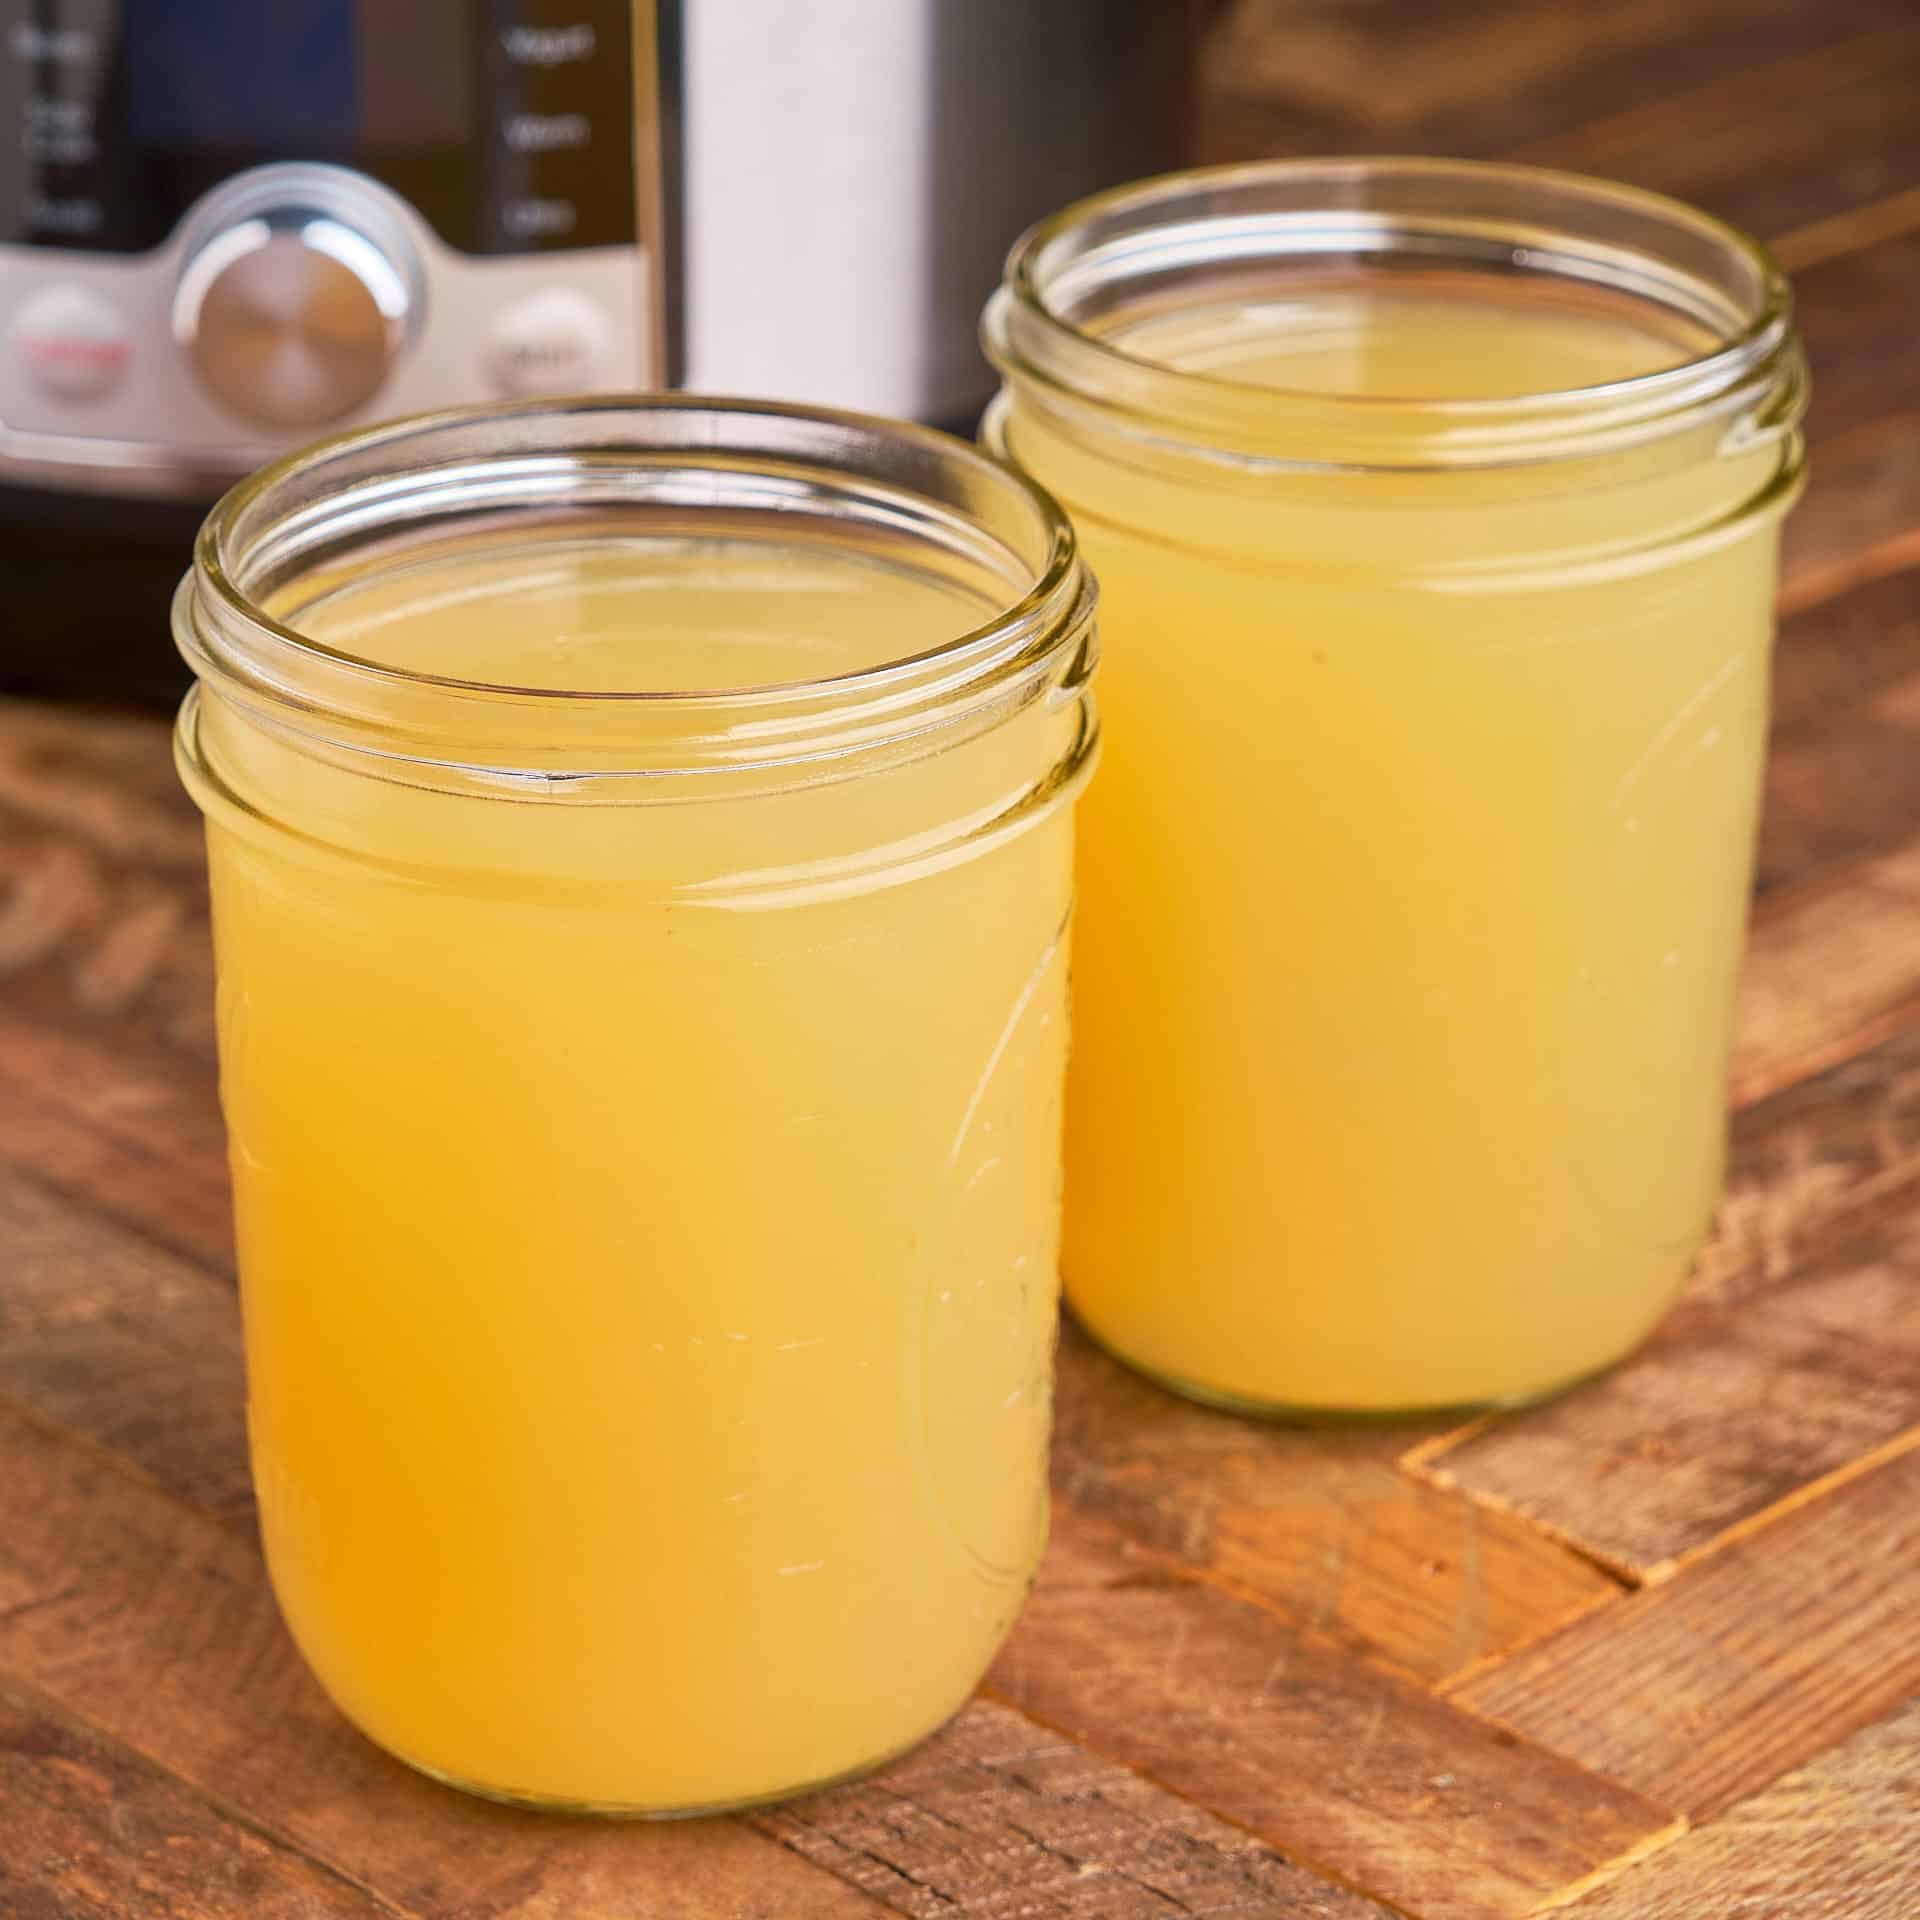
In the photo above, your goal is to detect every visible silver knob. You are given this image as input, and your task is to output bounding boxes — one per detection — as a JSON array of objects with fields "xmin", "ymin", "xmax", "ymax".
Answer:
[{"xmin": 174, "ymin": 198, "xmax": 414, "ymax": 431}]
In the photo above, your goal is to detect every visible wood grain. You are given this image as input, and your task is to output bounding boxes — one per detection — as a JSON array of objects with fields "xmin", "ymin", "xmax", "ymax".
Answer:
[
  {"xmin": 1198, "ymin": 0, "xmax": 1894, "ymax": 165},
  {"xmin": 1509, "ymin": 23, "xmax": 1920, "ymax": 246},
  {"xmin": 0, "ymin": 1008, "xmax": 232, "ymax": 1278},
  {"xmin": 1781, "ymin": 412, "xmax": 1920, "ymax": 613},
  {"xmin": 1731, "ymin": 827, "xmax": 1920, "ymax": 1110},
  {"xmin": 1703, "ymin": 1018, "xmax": 1920, "ymax": 1306},
  {"xmin": 0, "ymin": 704, "xmax": 204, "ymax": 874},
  {"xmin": 1761, "ymin": 564, "xmax": 1920, "ymax": 892},
  {"xmin": 7, "ymin": 5, "xmax": 1920, "ymax": 1914},
  {"xmin": 757, "ymin": 1696, "xmax": 1398, "ymax": 1920},
  {"xmin": 1409, "ymin": 1194, "xmax": 1920, "ymax": 1577},
  {"xmin": 0, "ymin": 711, "xmax": 231, "ymax": 1280},
  {"xmin": 0, "ymin": 1167, "xmax": 250, "ymax": 1521},
  {"xmin": 987, "ymin": 1510, "xmax": 1682, "ymax": 1920},
  {"xmin": 1451, "ymin": 1443, "xmax": 1920, "ymax": 1820},
  {"xmin": 0, "ymin": 1674, "xmax": 398, "ymax": 1920},
  {"xmin": 0, "ymin": 704, "xmax": 218, "ymax": 1071},
  {"xmin": 1562, "ymin": 1693, "xmax": 1920, "ymax": 1919},
  {"xmin": 0, "ymin": 1402, "xmax": 891, "ymax": 1920},
  {"xmin": 0, "ymin": 823, "xmax": 215, "ymax": 1066},
  {"xmin": 1051, "ymin": 1325, "xmax": 1621, "ymax": 1684},
  {"xmin": 1790, "ymin": 232, "xmax": 1920, "ymax": 446}
]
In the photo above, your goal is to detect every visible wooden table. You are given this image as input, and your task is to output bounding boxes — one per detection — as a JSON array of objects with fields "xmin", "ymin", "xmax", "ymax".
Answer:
[{"xmin": 5, "ymin": 5, "xmax": 1919, "ymax": 1915}]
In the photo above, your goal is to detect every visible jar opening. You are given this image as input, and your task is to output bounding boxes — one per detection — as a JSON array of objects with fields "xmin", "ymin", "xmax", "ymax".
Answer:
[
  {"xmin": 985, "ymin": 158, "xmax": 1806, "ymax": 469},
  {"xmin": 177, "ymin": 397, "xmax": 1094, "ymax": 780}
]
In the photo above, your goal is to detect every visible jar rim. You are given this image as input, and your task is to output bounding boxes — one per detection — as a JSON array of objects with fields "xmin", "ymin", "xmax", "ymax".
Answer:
[
  {"xmin": 177, "ymin": 395, "xmax": 1096, "ymax": 781},
  {"xmin": 984, "ymin": 157, "xmax": 1805, "ymax": 469}
]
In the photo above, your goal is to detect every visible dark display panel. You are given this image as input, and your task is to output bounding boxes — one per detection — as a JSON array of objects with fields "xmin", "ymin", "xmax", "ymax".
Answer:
[{"xmin": 2, "ymin": 0, "xmax": 637, "ymax": 253}]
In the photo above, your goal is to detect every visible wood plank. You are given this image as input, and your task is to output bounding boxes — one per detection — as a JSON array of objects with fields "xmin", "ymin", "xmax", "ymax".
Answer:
[
  {"xmin": 0, "ymin": 1009, "xmax": 232, "ymax": 1277},
  {"xmin": 1509, "ymin": 24, "xmax": 1920, "ymax": 247},
  {"xmin": 1790, "ymin": 232, "xmax": 1920, "ymax": 447},
  {"xmin": 1731, "ymin": 828, "xmax": 1920, "ymax": 1110},
  {"xmin": 987, "ymin": 1508, "xmax": 1682, "ymax": 1920},
  {"xmin": 0, "ymin": 1401, "xmax": 891, "ymax": 1920},
  {"xmin": 0, "ymin": 816, "xmax": 216, "ymax": 1064},
  {"xmin": 1774, "ymin": 180, "xmax": 1920, "ymax": 275},
  {"xmin": 1780, "ymin": 412, "xmax": 1920, "ymax": 614},
  {"xmin": 757, "ymin": 1696, "xmax": 1398, "ymax": 1920},
  {"xmin": 1761, "ymin": 567, "xmax": 1920, "ymax": 893},
  {"xmin": 0, "ymin": 718, "xmax": 229, "ymax": 1273},
  {"xmin": 1451, "ymin": 1445, "xmax": 1920, "ymax": 1820},
  {"xmin": 0, "ymin": 701, "xmax": 218, "ymax": 1070},
  {"xmin": 1408, "ymin": 1194, "xmax": 1920, "ymax": 1578},
  {"xmin": 0, "ymin": 1168, "xmax": 250, "ymax": 1520},
  {"xmin": 1704, "ymin": 1018, "xmax": 1920, "ymax": 1306},
  {"xmin": 1561, "ymin": 1693, "xmax": 1920, "ymax": 1918},
  {"xmin": 0, "ymin": 1673, "xmax": 400, "ymax": 1920},
  {"xmin": 1050, "ymin": 1325, "xmax": 1621, "ymax": 1684},
  {"xmin": 1772, "ymin": 564, "xmax": 1920, "ymax": 742},
  {"xmin": 1198, "ymin": 0, "xmax": 1893, "ymax": 165},
  {"xmin": 0, "ymin": 701, "xmax": 204, "ymax": 873}
]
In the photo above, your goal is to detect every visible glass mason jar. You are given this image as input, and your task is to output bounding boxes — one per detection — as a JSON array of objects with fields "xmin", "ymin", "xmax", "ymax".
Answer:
[
  {"xmin": 172, "ymin": 399, "xmax": 1098, "ymax": 1813},
  {"xmin": 984, "ymin": 159, "xmax": 1806, "ymax": 1417}
]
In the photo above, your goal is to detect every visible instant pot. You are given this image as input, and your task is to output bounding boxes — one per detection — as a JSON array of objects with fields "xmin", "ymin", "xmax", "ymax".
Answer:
[{"xmin": 0, "ymin": 0, "xmax": 1194, "ymax": 698}]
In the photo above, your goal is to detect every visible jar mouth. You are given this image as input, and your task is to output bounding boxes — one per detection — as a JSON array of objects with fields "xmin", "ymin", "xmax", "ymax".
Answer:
[
  {"xmin": 984, "ymin": 157, "xmax": 1805, "ymax": 468},
  {"xmin": 178, "ymin": 396, "xmax": 1095, "ymax": 778}
]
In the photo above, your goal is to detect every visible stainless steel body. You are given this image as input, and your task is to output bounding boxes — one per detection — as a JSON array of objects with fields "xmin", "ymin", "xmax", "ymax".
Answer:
[
  {"xmin": 673, "ymin": 0, "xmax": 1191, "ymax": 424},
  {"xmin": 1, "ymin": 2, "xmax": 650, "ymax": 502}
]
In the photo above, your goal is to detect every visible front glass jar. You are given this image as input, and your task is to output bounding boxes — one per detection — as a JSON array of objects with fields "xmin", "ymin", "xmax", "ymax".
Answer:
[
  {"xmin": 984, "ymin": 159, "xmax": 1806, "ymax": 1417},
  {"xmin": 173, "ymin": 399, "xmax": 1098, "ymax": 1813}
]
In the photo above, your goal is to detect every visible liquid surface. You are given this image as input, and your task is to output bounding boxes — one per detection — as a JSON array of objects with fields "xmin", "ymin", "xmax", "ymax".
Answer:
[
  {"xmin": 1105, "ymin": 280, "xmax": 1704, "ymax": 398},
  {"xmin": 202, "ymin": 526, "xmax": 1074, "ymax": 1808},
  {"xmin": 1007, "ymin": 277, "xmax": 1786, "ymax": 1412},
  {"xmin": 283, "ymin": 529, "xmax": 999, "ymax": 690}
]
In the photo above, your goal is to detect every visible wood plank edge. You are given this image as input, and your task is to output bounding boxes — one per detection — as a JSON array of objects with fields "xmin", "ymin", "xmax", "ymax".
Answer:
[
  {"xmin": 0, "ymin": 1164, "xmax": 228, "ymax": 1287},
  {"xmin": 1407, "ymin": 1267, "xmax": 1920, "ymax": 1606},
  {"xmin": 0, "ymin": 1386, "xmax": 256, "ymax": 1540},
  {"xmin": 1399, "ymin": 1453, "xmax": 1649, "ymax": 1587},
  {"xmin": 1778, "ymin": 524, "xmax": 1920, "ymax": 618},
  {"xmin": 982, "ymin": 1621, "xmax": 1695, "ymax": 1911},
  {"xmin": 0, "ymin": 1145, "xmax": 234, "ymax": 1290},
  {"xmin": 1050, "ymin": 1490, "xmax": 1632, "ymax": 1698},
  {"xmin": 1771, "ymin": 180, "xmax": 1920, "ymax": 274},
  {"xmin": 1529, "ymin": 1812, "xmax": 1694, "ymax": 1917},
  {"xmin": 1784, "ymin": 402, "xmax": 1920, "ymax": 481},
  {"xmin": 1168, "ymin": 1558, "xmax": 1462, "ymax": 1691},
  {"xmin": 1694, "ymin": 1152, "xmax": 1920, "ymax": 1301},
  {"xmin": 1632, "ymin": 1419, "xmax": 1920, "ymax": 1589},
  {"xmin": 971, "ymin": 1680, "xmax": 1435, "ymax": 1917},
  {"xmin": 1397, "ymin": 1411, "xmax": 1503, "ymax": 1477},
  {"xmin": 1408, "ymin": 1151, "xmax": 1920, "ymax": 1523},
  {"xmin": 1730, "ymin": 985, "xmax": 1920, "ymax": 1113},
  {"xmin": 0, "ymin": 1665, "xmax": 423, "ymax": 1920},
  {"xmin": 1419, "ymin": 1583, "xmax": 1627, "ymax": 1697},
  {"xmin": 1191, "ymin": 1534, "xmax": 1631, "ymax": 1694},
  {"xmin": 1429, "ymin": 1424, "xmax": 1920, "ymax": 1725}
]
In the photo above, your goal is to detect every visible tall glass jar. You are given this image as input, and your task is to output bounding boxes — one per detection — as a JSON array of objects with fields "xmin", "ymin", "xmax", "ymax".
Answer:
[
  {"xmin": 984, "ymin": 159, "xmax": 1806, "ymax": 1417},
  {"xmin": 173, "ymin": 399, "xmax": 1098, "ymax": 1812}
]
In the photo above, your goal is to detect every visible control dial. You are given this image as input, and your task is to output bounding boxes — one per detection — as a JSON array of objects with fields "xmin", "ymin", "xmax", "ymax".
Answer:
[{"xmin": 173, "ymin": 169, "xmax": 420, "ymax": 432}]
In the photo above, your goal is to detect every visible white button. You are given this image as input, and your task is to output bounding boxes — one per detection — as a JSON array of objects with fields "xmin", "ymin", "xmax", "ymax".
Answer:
[
  {"xmin": 11, "ymin": 282, "xmax": 132, "ymax": 401},
  {"xmin": 487, "ymin": 287, "xmax": 612, "ymax": 396}
]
